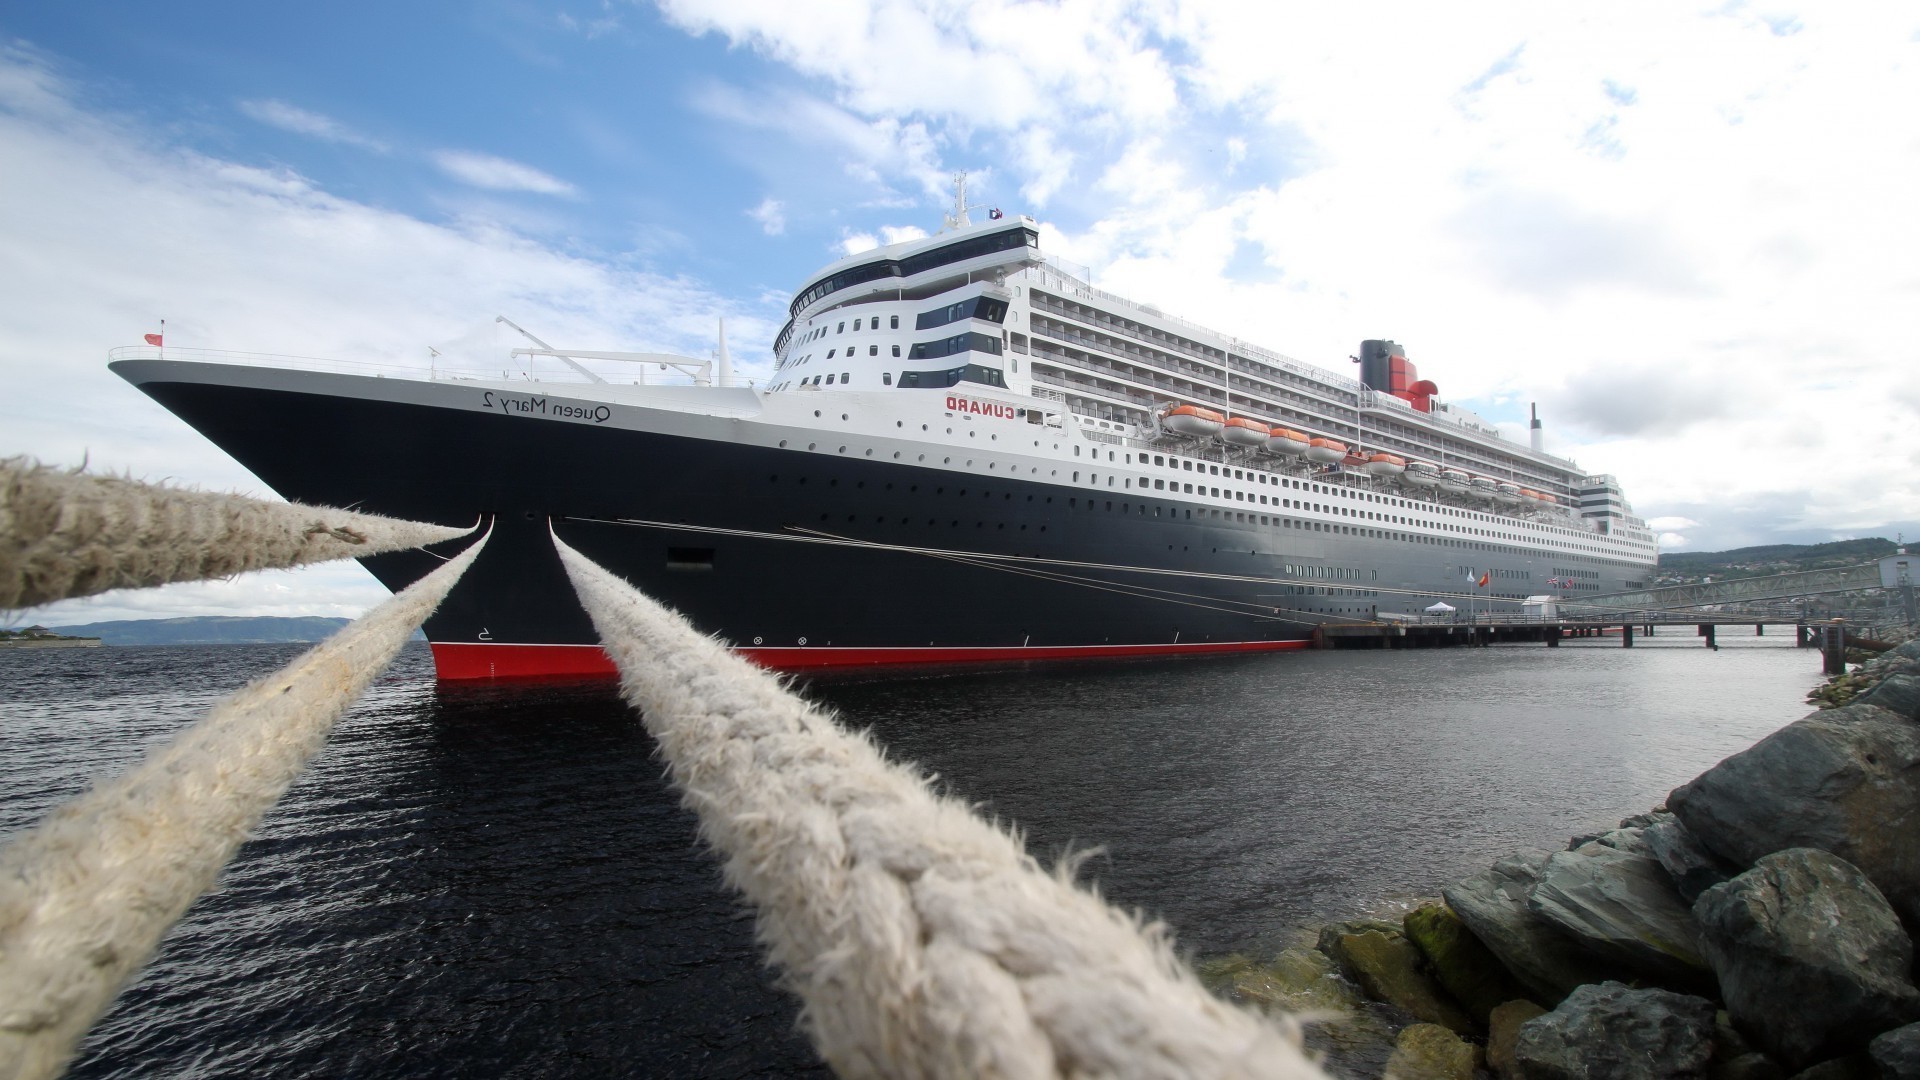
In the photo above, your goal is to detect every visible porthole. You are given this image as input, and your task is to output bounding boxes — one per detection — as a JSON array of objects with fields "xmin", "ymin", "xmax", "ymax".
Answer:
[
  {"xmin": 798, "ymin": 636, "xmax": 808, "ymax": 645},
  {"xmin": 842, "ymin": 413, "xmax": 849, "ymax": 421},
  {"xmin": 943, "ymin": 457, "xmax": 951, "ymax": 464},
  {"xmin": 838, "ymin": 446, "xmax": 847, "ymax": 453},
  {"xmin": 778, "ymin": 440, "xmax": 787, "ymax": 448},
  {"xmin": 865, "ymin": 449, "xmax": 873, "ymax": 456},
  {"xmin": 814, "ymin": 410, "xmax": 821, "ymax": 417},
  {"xmin": 807, "ymin": 443, "xmax": 816, "ymax": 451},
  {"xmin": 893, "ymin": 451, "xmax": 901, "ymax": 459},
  {"xmin": 753, "ymin": 637, "xmax": 763, "ymax": 645}
]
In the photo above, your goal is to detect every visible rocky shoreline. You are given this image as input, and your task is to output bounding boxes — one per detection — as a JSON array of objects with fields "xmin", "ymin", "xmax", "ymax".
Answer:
[{"xmin": 1205, "ymin": 629, "xmax": 1920, "ymax": 1080}]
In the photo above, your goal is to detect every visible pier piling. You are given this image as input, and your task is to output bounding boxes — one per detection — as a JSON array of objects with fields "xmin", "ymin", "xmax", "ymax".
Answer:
[
  {"xmin": 1821, "ymin": 625, "xmax": 1848, "ymax": 675},
  {"xmin": 1622, "ymin": 624, "xmax": 1634, "ymax": 647}
]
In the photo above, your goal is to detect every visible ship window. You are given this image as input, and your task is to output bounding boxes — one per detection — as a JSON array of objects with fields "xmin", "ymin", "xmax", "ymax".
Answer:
[
  {"xmin": 1154, "ymin": 479, "xmax": 1164, "ymax": 490},
  {"xmin": 869, "ymin": 346, "xmax": 878, "ymax": 356},
  {"xmin": 842, "ymin": 372, "xmax": 849, "ymax": 381},
  {"xmin": 890, "ymin": 315, "xmax": 899, "ymax": 329},
  {"xmin": 826, "ymin": 374, "xmax": 836, "ymax": 384},
  {"xmin": 838, "ymin": 322, "xmax": 845, "ymax": 333},
  {"xmin": 883, "ymin": 373, "xmax": 892, "ymax": 385},
  {"xmin": 854, "ymin": 318, "xmax": 862, "ymax": 331},
  {"xmin": 1183, "ymin": 461, "xmax": 1192, "ymax": 471},
  {"xmin": 892, "ymin": 345, "xmax": 901, "ymax": 357},
  {"xmin": 828, "ymin": 348, "xmax": 836, "ymax": 359}
]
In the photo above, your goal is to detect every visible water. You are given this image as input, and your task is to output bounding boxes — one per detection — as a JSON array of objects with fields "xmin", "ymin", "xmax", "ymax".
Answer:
[{"xmin": 0, "ymin": 634, "xmax": 1824, "ymax": 1076}]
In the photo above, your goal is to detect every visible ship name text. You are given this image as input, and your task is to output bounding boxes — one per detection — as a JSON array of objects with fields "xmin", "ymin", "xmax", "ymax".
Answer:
[
  {"xmin": 946, "ymin": 395, "xmax": 1019, "ymax": 420},
  {"xmin": 480, "ymin": 390, "xmax": 611, "ymax": 424}
]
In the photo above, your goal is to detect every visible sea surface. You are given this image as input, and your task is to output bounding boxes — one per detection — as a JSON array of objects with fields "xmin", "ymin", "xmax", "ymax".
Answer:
[{"xmin": 0, "ymin": 633, "xmax": 1824, "ymax": 1077}]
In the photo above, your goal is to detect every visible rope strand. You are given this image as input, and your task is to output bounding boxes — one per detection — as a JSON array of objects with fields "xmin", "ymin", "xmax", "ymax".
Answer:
[
  {"xmin": 552, "ymin": 533, "xmax": 1319, "ymax": 1080},
  {"xmin": 0, "ymin": 528, "xmax": 488, "ymax": 1080}
]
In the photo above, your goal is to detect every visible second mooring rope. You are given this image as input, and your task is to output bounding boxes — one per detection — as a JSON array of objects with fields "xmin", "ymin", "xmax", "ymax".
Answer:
[
  {"xmin": 1, "ymin": 456, "xmax": 473, "ymax": 609},
  {"xmin": 0, "ymin": 529, "xmax": 488, "ymax": 1080},
  {"xmin": 553, "ymin": 534, "xmax": 1319, "ymax": 1080}
]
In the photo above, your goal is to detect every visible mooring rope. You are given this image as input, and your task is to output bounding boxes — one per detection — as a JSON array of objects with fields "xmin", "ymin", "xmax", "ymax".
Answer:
[
  {"xmin": 1, "ymin": 457, "xmax": 473, "ymax": 609},
  {"xmin": 0, "ymin": 528, "xmax": 488, "ymax": 1080},
  {"xmin": 552, "ymin": 534, "xmax": 1320, "ymax": 1080}
]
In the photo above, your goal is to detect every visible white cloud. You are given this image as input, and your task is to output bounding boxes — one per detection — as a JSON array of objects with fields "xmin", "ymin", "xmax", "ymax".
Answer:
[
  {"xmin": 237, "ymin": 99, "xmax": 387, "ymax": 152},
  {"xmin": 748, "ymin": 195, "xmax": 785, "ymax": 234},
  {"xmin": 0, "ymin": 49, "xmax": 778, "ymax": 619},
  {"xmin": 431, "ymin": 150, "xmax": 578, "ymax": 196},
  {"xmin": 877, "ymin": 224, "xmax": 926, "ymax": 245},
  {"xmin": 838, "ymin": 229, "xmax": 877, "ymax": 255},
  {"xmin": 1647, "ymin": 516, "xmax": 1702, "ymax": 532},
  {"xmin": 660, "ymin": 2, "xmax": 1920, "ymax": 550},
  {"xmin": 1658, "ymin": 532, "xmax": 1690, "ymax": 549}
]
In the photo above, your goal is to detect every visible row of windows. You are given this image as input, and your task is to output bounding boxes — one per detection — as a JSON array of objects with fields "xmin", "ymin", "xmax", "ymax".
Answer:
[
  {"xmin": 910, "ymin": 331, "xmax": 1005, "ymax": 361},
  {"xmin": 899, "ymin": 364, "xmax": 1007, "ymax": 389},
  {"xmin": 917, "ymin": 296, "xmax": 1009, "ymax": 330},
  {"xmin": 790, "ymin": 227, "xmax": 1037, "ymax": 316}
]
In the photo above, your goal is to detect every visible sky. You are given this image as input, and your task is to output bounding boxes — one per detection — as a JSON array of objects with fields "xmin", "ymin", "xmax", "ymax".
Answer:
[{"xmin": 4, "ymin": 1, "xmax": 1918, "ymax": 625}]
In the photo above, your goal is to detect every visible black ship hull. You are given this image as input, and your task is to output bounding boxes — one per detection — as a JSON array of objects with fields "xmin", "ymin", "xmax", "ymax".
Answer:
[{"xmin": 114, "ymin": 359, "xmax": 1644, "ymax": 680}]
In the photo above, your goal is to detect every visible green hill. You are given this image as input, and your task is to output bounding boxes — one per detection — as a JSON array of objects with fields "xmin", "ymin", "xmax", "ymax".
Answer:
[
  {"xmin": 48, "ymin": 616, "xmax": 353, "ymax": 645},
  {"xmin": 1657, "ymin": 537, "xmax": 1899, "ymax": 583}
]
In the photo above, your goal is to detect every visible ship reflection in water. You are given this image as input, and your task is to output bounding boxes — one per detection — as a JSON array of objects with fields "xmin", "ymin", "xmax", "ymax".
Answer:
[{"xmin": 0, "ymin": 637, "xmax": 1816, "ymax": 1078}]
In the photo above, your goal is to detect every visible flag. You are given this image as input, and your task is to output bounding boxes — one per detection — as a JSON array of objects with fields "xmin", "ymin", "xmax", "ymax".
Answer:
[
  {"xmin": 1477, "ymin": 571, "xmax": 1491, "ymax": 588},
  {"xmin": 988, "ymin": 208, "xmax": 1003, "ymax": 220},
  {"xmin": 144, "ymin": 333, "xmax": 163, "ymax": 346}
]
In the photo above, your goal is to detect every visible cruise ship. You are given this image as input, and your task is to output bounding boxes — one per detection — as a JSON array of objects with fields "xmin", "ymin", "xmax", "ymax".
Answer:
[{"xmin": 111, "ymin": 186, "xmax": 1659, "ymax": 680}]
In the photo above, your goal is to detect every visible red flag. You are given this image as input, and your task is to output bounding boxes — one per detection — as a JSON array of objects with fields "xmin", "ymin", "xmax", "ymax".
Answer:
[
  {"xmin": 144, "ymin": 333, "xmax": 164, "ymax": 346},
  {"xmin": 1477, "ymin": 571, "xmax": 1491, "ymax": 588}
]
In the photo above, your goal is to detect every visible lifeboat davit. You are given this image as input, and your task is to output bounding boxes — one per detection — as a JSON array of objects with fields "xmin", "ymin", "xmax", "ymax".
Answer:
[
  {"xmin": 1469, "ymin": 477, "xmax": 1499, "ymax": 501},
  {"xmin": 1161, "ymin": 404, "xmax": 1224, "ymax": 438},
  {"xmin": 1404, "ymin": 461, "xmax": 1441, "ymax": 487},
  {"xmin": 1439, "ymin": 469, "xmax": 1470, "ymax": 493},
  {"xmin": 1304, "ymin": 437, "xmax": 1347, "ymax": 464},
  {"xmin": 1267, "ymin": 427, "xmax": 1310, "ymax": 456},
  {"xmin": 1496, "ymin": 483, "xmax": 1522, "ymax": 504},
  {"xmin": 1366, "ymin": 453, "xmax": 1407, "ymax": 477},
  {"xmin": 1221, "ymin": 416, "xmax": 1271, "ymax": 448}
]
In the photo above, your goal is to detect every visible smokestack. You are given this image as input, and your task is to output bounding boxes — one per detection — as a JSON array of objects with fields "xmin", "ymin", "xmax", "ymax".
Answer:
[{"xmin": 1530, "ymin": 403, "xmax": 1544, "ymax": 453}]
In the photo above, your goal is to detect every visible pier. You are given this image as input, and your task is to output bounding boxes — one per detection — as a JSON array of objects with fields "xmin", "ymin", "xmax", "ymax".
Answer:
[{"xmin": 1312, "ymin": 615, "xmax": 1866, "ymax": 672}]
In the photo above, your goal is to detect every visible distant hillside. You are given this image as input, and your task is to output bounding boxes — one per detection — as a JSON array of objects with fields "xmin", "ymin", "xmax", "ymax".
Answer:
[
  {"xmin": 49, "ymin": 616, "xmax": 352, "ymax": 645},
  {"xmin": 1657, "ymin": 537, "xmax": 1899, "ymax": 583}
]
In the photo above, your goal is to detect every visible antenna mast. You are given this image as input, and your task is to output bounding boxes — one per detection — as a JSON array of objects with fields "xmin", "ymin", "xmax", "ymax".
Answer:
[{"xmin": 941, "ymin": 172, "xmax": 980, "ymax": 232}]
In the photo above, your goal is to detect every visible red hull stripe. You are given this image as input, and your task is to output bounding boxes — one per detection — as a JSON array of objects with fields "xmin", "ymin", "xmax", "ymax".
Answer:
[{"xmin": 429, "ymin": 639, "xmax": 1309, "ymax": 682}]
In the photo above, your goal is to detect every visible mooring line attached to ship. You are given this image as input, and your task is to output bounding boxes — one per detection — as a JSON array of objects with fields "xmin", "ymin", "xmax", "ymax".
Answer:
[{"xmin": 558, "ymin": 514, "xmax": 1599, "ymax": 616}]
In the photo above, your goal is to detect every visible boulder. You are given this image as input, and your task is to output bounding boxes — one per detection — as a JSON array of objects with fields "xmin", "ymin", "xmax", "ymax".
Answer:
[
  {"xmin": 1693, "ymin": 848, "xmax": 1920, "ymax": 1069},
  {"xmin": 1622, "ymin": 809, "xmax": 1677, "ymax": 831},
  {"xmin": 1443, "ymin": 850, "xmax": 1614, "ymax": 1003},
  {"xmin": 1584, "ymin": 826, "xmax": 1658, "ymax": 857},
  {"xmin": 1859, "ymin": 674, "xmax": 1920, "ymax": 722},
  {"xmin": 1713, "ymin": 1054, "xmax": 1786, "ymax": 1080},
  {"xmin": 1647, "ymin": 818, "xmax": 1736, "ymax": 904},
  {"xmin": 1870, "ymin": 1022, "xmax": 1920, "ymax": 1080},
  {"xmin": 1385, "ymin": 1023, "xmax": 1476, "ymax": 1080},
  {"xmin": 1318, "ymin": 923, "xmax": 1475, "ymax": 1035},
  {"xmin": 1404, "ymin": 901, "xmax": 1526, "ymax": 1026},
  {"xmin": 1488, "ymin": 999, "xmax": 1549, "ymax": 1078},
  {"xmin": 1512, "ymin": 981, "xmax": 1717, "ymax": 1080},
  {"xmin": 1669, "ymin": 703, "xmax": 1920, "ymax": 927},
  {"xmin": 1890, "ymin": 640, "xmax": 1920, "ymax": 662},
  {"xmin": 1784, "ymin": 1056, "xmax": 1876, "ymax": 1080},
  {"xmin": 1528, "ymin": 844, "xmax": 1712, "ymax": 990}
]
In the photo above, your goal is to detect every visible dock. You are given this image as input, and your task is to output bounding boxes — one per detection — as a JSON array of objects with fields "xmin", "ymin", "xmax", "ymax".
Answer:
[{"xmin": 1311, "ymin": 616, "xmax": 1884, "ymax": 674}]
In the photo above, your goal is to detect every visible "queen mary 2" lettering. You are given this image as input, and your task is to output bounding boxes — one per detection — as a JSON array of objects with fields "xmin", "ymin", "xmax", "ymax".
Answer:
[{"xmin": 945, "ymin": 395, "xmax": 1019, "ymax": 419}]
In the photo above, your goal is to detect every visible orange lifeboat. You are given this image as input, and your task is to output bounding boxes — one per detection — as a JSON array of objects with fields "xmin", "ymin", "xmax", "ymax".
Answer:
[
  {"xmin": 1267, "ymin": 427, "xmax": 1311, "ymax": 456},
  {"xmin": 1304, "ymin": 437, "xmax": 1347, "ymax": 464},
  {"xmin": 1366, "ymin": 452, "xmax": 1407, "ymax": 477},
  {"xmin": 1221, "ymin": 416, "xmax": 1271, "ymax": 448},
  {"xmin": 1161, "ymin": 404, "xmax": 1224, "ymax": 438}
]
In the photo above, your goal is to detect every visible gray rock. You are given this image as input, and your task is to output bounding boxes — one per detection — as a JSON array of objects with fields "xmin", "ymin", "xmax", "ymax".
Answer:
[
  {"xmin": 1694, "ymin": 848, "xmax": 1920, "ymax": 1069},
  {"xmin": 1713, "ymin": 1053, "xmax": 1786, "ymax": 1080},
  {"xmin": 1889, "ymin": 640, "xmax": 1920, "ymax": 662},
  {"xmin": 1317, "ymin": 922, "xmax": 1475, "ymax": 1034},
  {"xmin": 1623, "ymin": 810, "xmax": 1678, "ymax": 831},
  {"xmin": 1785, "ymin": 1056, "xmax": 1876, "ymax": 1080},
  {"xmin": 1528, "ymin": 844, "xmax": 1712, "ymax": 990},
  {"xmin": 1668, "ymin": 703, "xmax": 1920, "ymax": 927},
  {"xmin": 1512, "ymin": 981, "xmax": 1716, "ymax": 1080},
  {"xmin": 1385, "ymin": 1022, "xmax": 1476, "ymax": 1080},
  {"xmin": 1859, "ymin": 675, "xmax": 1920, "ymax": 722},
  {"xmin": 1489, "ymin": 999, "xmax": 1549, "ymax": 1078},
  {"xmin": 1647, "ymin": 818, "xmax": 1737, "ymax": 904},
  {"xmin": 1868, "ymin": 1022, "xmax": 1920, "ymax": 1080},
  {"xmin": 1585, "ymin": 826, "xmax": 1658, "ymax": 858},
  {"xmin": 1443, "ymin": 850, "xmax": 1614, "ymax": 1003}
]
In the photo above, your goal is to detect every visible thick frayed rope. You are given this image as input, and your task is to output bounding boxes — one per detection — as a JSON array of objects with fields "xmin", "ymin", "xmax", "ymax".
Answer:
[
  {"xmin": 553, "ymin": 536, "xmax": 1320, "ymax": 1080},
  {"xmin": 0, "ymin": 456, "xmax": 474, "ymax": 610},
  {"xmin": 0, "ymin": 529, "xmax": 487, "ymax": 1080}
]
